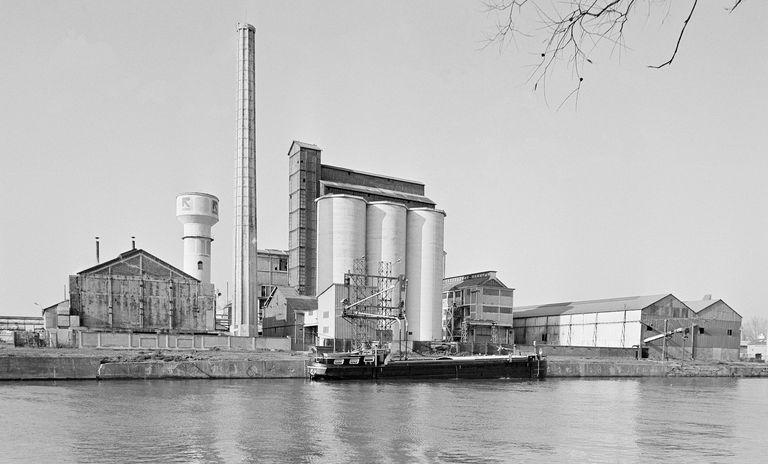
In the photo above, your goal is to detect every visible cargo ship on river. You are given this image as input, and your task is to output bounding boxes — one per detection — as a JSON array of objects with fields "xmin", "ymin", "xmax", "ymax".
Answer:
[{"xmin": 307, "ymin": 349, "xmax": 546, "ymax": 380}]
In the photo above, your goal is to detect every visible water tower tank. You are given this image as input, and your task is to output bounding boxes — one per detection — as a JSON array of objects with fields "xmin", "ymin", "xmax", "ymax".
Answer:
[
  {"xmin": 316, "ymin": 194, "xmax": 367, "ymax": 293},
  {"xmin": 176, "ymin": 192, "xmax": 219, "ymax": 283},
  {"xmin": 405, "ymin": 207, "xmax": 446, "ymax": 341}
]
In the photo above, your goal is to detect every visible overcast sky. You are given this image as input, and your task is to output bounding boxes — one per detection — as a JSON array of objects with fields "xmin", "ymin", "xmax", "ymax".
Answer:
[{"xmin": 1, "ymin": 1, "xmax": 766, "ymax": 321}]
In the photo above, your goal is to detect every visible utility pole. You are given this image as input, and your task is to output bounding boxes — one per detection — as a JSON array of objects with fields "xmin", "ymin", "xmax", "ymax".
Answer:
[{"xmin": 691, "ymin": 321, "xmax": 695, "ymax": 360}]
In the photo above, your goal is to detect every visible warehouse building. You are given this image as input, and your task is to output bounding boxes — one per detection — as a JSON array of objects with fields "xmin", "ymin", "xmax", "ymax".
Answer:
[
  {"xmin": 685, "ymin": 297, "xmax": 742, "ymax": 361},
  {"xmin": 0, "ymin": 315, "xmax": 45, "ymax": 347},
  {"xmin": 68, "ymin": 248, "xmax": 216, "ymax": 333},
  {"xmin": 0, "ymin": 315, "xmax": 44, "ymax": 331},
  {"xmin": 261, "ymin": 286, "xmax": 317, "ymax": 350},
  {"xmin": 442, "ymin": 271, "xmax": 514, "ymax": 344},
  {"xmin": 514, "ymin": 294, "xmax": 741, "ymax": 361},
  {"xmin": 514, "ymin": 294, "xmax": 690, "ymax": 359}
]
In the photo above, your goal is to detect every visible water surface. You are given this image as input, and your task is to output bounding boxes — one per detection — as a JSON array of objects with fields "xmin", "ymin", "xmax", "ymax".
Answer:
[{"xmin": 1, "ymin": 378, "xmax": 766, "ymax": 463}]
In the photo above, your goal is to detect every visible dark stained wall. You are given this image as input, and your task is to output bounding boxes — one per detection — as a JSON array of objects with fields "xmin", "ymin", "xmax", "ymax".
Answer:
[
  {"xmin": 288, "ymin": 144, "xmax": 321, "ymax": 295},
  {"xmin": 69, "ymin": 251, "xmax": 215, "ymax": 333},
  {"xmin": 321, "ymin": 165, "xmax": 425, "ymax": 195}
]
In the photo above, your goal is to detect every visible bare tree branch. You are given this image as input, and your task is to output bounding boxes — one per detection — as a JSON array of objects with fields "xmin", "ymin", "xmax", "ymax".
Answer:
[
  {"xmin": 648, "ymin": 0, "xmax": 697, "ymax": 69},
  {"xmin": 484, "ymin": 0, "xmax": 746, "ymax": 102}
]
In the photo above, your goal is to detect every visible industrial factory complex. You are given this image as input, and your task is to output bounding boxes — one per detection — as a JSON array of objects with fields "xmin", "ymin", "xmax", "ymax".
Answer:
[{"xmin": 1, "ymin": 22, "xmax": 748, "ymax": 364}]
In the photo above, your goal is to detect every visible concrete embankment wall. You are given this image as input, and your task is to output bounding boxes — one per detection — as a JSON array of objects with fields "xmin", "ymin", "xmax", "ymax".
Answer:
[
  {"xmin": 548, "ymin": 359, "xmax": 667, "ymax": 377},
  {"xmin": 0, "ymin": 357, "xmax": 308, "ymax": 381},
  {"xmin": 0, "ymin": 357, "xmax": 104, "ymax": 380},
  {"xmin": 548, "ymin": 359, "xmax": 768, "ymax": 377},
  {"xmin": 5, "ymin": 356, "xmax": 768, "ymax": 380}
]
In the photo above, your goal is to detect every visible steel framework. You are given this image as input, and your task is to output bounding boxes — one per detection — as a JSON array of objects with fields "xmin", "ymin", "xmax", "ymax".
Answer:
[{"xmin": 341, "ymin": 257, "xmax": 406, "ymax": 351}]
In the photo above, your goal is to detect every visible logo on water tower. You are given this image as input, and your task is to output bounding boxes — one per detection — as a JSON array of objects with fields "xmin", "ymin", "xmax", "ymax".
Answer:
[
  {"xmin": 211, "ymin": 200, "xmax": 218, "ymax": 215},
  {"xmin": 181, "ymin": 197, "xmax": 191, "ymax": 210}
]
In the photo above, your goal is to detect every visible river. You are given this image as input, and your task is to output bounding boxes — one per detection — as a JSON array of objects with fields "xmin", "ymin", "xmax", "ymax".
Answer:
[{"xmin": 1, "ymin": 378, "xmax": 766, "ymax": 463}]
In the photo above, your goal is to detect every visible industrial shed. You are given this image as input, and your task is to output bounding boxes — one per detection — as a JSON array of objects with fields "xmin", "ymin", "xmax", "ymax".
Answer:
[
  {"xmin": 514, "ymin": 294, "xmax": 741, "ymax": 361},
  {"xmin": 685, "ymin": 298, "xmax": 742, "ymax": 361},
  {"xmin": 514, "ymin": 294, "xmax": 697, "ymax": 360},
  {"xmin": 442, "ymin": 271, "xmax": 514, "ymax": 344},
  {"xmin": 69, "ymin": 249, "xmax": 215, "ymax": 333},
  {"xmin": 261, "ymin": 286, "xmax": 317, "ymax": 350}
]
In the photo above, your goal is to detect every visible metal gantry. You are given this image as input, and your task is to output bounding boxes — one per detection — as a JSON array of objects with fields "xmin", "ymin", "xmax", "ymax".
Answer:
[
  {"xmin": 341, "ymin": 257, "xmax": 406, "ymax": 352},
  {"xmin": 443, "ymin": 302, "xmax": 455, "ymax": 341}
]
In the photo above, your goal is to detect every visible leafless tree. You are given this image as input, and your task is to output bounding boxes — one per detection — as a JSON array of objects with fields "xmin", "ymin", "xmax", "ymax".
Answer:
[
  {"xmin": 742, "ymin": 315, "xmax": 768, "ymax": 342},
  {"xmin": 484, "ymin": 0, "xmax": 744, "ymax": 106}
]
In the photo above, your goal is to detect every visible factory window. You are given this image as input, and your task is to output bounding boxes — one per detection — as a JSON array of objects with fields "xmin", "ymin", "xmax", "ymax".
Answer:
[
  {"xmin": 323, "ymin": 311, "xmax": 330, "ymax": 319},
  {"xmin": 197, "ymin": 261, "xmax": 203, "ymax": 270},
  {"xmin": 279, "ymin": 258, "xmax": 287, "ymax": 271},
  {"xmin": 541, "ymin": 333, "xmax": 548, "ymax": 342},
  {"xmin": 727, "ymin": 329, "xmax": 733, "ymax": 336},
  {"xmin": 699, "ymin": 327, "xmax": 705, "ymax": 334},
  {"xmin": 322, "ymin": 326, "xmax": 329, "ymax": 334}
]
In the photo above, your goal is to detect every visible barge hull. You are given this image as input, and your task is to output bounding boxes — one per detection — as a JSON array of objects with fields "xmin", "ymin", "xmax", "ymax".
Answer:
[{"xmin": 308, "ymin": 356, "xmax": 546, "ymax": 380}]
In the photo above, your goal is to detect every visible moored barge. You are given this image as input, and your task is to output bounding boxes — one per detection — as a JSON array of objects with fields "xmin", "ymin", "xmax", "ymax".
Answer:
[{"xmin": 307, "ymin": 351, "xmax": 546, "ymax": 380}]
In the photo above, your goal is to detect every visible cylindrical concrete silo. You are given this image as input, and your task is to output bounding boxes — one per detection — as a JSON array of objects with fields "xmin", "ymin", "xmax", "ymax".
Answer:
[
  {"xmin": 316, "ymin": 194, "xmax": 367, "ymax": 293},
  {"xmin": 405, "ymin": 207, "xmax": 446, "ymax": 342},
  {"xmin": 366, "ymin": 201, "xmax": 407, "ymax": 278},
  {"xmin": 176, "ymin": 192, "xmax": 219, "ymax": 283}
]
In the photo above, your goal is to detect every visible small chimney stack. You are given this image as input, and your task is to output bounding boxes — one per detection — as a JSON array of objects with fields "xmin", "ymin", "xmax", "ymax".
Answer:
[
  {"xmin": 95, "ymin": 236, "xmax": 100, "ymax": 263},
  {"xmin": 131, "ymin": 236, "xmax": 136, "ymax": 250}
]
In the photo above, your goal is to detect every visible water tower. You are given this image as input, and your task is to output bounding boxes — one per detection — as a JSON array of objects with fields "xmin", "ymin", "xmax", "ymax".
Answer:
[{"xmin": 176, "ymin": 192, "xmax": 219, "ymax": 283}]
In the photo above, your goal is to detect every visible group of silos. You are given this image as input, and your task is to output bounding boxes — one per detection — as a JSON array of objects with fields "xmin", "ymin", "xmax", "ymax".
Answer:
[{"xmin": 315, "ymin": 194, "xmax": 446, "ymax": 342}]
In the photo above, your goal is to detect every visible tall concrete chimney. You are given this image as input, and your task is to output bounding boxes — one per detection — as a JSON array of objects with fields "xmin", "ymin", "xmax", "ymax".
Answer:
[{"xmin": 233, "ymin": 22, "xmax": 258, "ymax": 336}]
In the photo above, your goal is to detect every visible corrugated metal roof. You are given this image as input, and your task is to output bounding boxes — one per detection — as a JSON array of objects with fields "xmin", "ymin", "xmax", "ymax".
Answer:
[
  {"xmin": 286, "ymin": 296, "xmax": 318, "ymax": 312},
  {"xmin": 685, "ymin": 299, "xmax": 742, "ymax": 320},
  {"xmin": 443, "ymin": 275, "xmax": 509, "ymax": 292},
  {"xmin": 684, "ymin": 299, "xmax": 717, "ymax": 312},
  {"xmin": 320, "ymin": 180, "xmax": 436, "ymax": 205},
  {"xmin": 321, "ymin": 164, "xmax": 425, "ymax": 187},
  {"xmin": 258, "ymin": 248, "xmax": 288, "ymax": 256},
  {"xmin": 272, "ymin": 286, "xmax": 318, "ymax": 312},
  {"xmin": 76, "ymin": 249, "xmax": 197, "ymax": 281},
  {"xmin": 514, "ymin": 294, "xmax": 671, "ymax": 318},
  {"xmin": 290, "ymin": 140, "xmax": 321, "ymax": 151},
  {"xmin": 274, "ymin": 286, "xmax": 300, "ymax": 298}
]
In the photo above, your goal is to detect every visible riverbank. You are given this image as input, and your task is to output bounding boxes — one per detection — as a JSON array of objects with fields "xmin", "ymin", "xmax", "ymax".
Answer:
[
  {"xmin": 0, "ymin": 346, "xmax": 309, "ymax": 380},
  {"xmin": 547, "ymin": 356, "xmax": 768, "ymax": 377},
  {"xmin": 3, "ymin": 347, "xmax": 768, "ymax": 380}
]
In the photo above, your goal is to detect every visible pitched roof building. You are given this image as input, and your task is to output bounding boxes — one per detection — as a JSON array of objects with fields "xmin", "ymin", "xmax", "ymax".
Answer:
[
  {"xmin": 442, "ymin": 271, "xmax": 515, "ymax": 344},
  {"xmin": 514, "ymin": 293, "xmax": 741, "ymax": 361},
  {"xmin": 69, "ymin": 248, "xmax": 215, "ymax": 333}
]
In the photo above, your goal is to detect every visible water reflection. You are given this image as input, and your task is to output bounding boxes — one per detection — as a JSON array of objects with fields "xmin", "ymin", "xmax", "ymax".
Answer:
[{"xmin": 2, "ymin": 378, "xmax": 767, "ymax": 463}]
